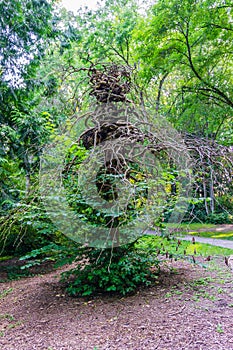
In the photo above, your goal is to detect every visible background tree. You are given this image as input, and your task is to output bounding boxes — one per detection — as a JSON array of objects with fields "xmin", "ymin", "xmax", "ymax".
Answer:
[
  {"xmin": 132, "ymin": 0, "xmax": 233, "ymax": 220},
  {"xmin": 0, "ymin": 0, "xmax": 60, "ymax": 253},
  {"xmin": 132, "ymin": 0, "xmax": 233, "ymax": 142}
]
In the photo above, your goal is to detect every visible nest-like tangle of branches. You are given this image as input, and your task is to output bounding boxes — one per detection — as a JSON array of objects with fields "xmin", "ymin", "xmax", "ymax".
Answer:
[
  {"xmin": 89, "ymin": 64, "xmax": 131, "ymax": 103},
  {"xmin": 184, "ymin": 134, "xmax": 233, "ymax": 168},
  {"xmin": 64, "ymin": 116, "xmax": 165, "ymax": 196},
  {"xmin": 184, "ymin": 134, "xmax": 232, "ymax": 160},
  {"xmin": 79, "ymin": 121, "xmax": 148, "ymax": 149},
  {"xmin": 184, "ymin": 134, "xmax": 233, "ymax": 190},
  {"xmin": 77, "ymin": 126, "xmax": 233, "ymax": 189}
]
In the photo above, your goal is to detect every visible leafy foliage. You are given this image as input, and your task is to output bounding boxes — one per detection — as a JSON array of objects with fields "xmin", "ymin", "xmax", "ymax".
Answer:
[
  {"xmin": 18, "ymin": 238, "xmax": 160, "ymax": 296},
  {"xmin": 0, "ymin": 0, "xmax": 61, "ymax": 255},
  {"xmin": 61, "ymin": 243, "xmax": 160, "ymax": 296},
  {"xmin": 132, "ymin": 0, "xmax": 233, "ymax": 140},
  {"xmin": 0, "ymin": 0, "xmax": 57, "ymax": 84},
  {"xmin": 205, "ymin": 213, "xmax": 233, "ymax": 225}
]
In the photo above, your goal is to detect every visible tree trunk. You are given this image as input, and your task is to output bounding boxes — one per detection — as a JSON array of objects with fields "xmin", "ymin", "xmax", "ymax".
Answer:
[
  {"xmin": 203, "ymin": 180, "xmax": 209, "ymax": 215},
  {"xmin": 110, "ymin": 227, "xmax": 119, "ymax": 247},
  {"xmin": 209, "ymin": 168, "xmax": 215, "ymax": 213}
]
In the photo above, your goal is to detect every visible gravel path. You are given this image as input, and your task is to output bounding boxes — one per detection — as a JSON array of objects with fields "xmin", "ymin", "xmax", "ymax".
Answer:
[
  {"xmin": 147, "ymin": 224, "xmax": 233, "ymax": 250},
  {"xmin": 178, "ymin": 235, "xmax": 233, "ymax": 249},
  {"xmin": 179, "ymin": 224, "xmax": 233, "ymax": 249}
]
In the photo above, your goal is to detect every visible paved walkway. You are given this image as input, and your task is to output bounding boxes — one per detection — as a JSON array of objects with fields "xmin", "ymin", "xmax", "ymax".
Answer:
[
  {"xmin": 188, "ymin": 224, "xmax": 233, "ymax": 234},
  {"xmin": 146, "ymin": 224, "xmax": 233, "ymax": 250},
  {"xmin": 179, "ymin": 224, "xmax": 233, "ymax": 249},
  {"xmin": 178, "ymin": 235, "xmax": 233, "ymax": 250}
]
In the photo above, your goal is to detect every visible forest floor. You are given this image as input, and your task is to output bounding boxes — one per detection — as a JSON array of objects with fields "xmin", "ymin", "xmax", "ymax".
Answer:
[{"xmin": 0, "ymin": 254, "xmax": 233, "ymax": 350}]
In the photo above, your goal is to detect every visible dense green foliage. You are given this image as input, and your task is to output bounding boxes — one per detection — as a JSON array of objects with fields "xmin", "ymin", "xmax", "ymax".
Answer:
[
  {"xmin": 133, "ymin": 0, "xmax": 233, "ymax": 141},
  {"xmin": 0, "ymin": 0, "xmax": 61, "ymax": 257},
  {"xmin": 0, "ymin": 0, "xmax": 56, "ymax": 82},
  {"xmin": 61, "ymin": 244, "xmax": 160, "ymax": 296},
  {"xmin": 0, "ymin": 0, "xmax": 232, "ymax": 296}
]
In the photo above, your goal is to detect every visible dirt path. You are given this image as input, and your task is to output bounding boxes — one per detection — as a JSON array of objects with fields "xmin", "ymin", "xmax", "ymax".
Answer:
[{"xmin": 0, "ymin": 257, "xmax": 233, "ymax": 350}]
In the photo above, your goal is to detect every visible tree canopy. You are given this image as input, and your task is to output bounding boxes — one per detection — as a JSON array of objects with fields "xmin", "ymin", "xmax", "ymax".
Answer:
[
  {"xmin": 132, "ymin": 0, "xmax": 233, "ymax": 142},
  {"xmin": 0, "ymin": 0, "xmax": 57, "ymax": 85}
]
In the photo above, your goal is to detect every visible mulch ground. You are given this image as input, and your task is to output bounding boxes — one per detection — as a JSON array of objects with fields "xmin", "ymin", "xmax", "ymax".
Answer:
[{"xmin": 0, "ymin": 256, "xmax": 233, "ymax": 350}]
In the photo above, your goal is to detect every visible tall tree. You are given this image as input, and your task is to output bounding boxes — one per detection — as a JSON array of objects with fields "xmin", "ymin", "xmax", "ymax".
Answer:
[
  {"xmin": 0, "ymin": 0, "xmax": 56, "ymax": 84},
  {"xmin": 0, "ymin": 0, "xmax": 58, "ymax": 207},
  {"xmin": 133, "ymin": 0, "xmax": 233, "ymax": 142}
]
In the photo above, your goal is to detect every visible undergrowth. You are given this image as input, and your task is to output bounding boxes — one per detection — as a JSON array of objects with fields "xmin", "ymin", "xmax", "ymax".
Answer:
[
  {"xmin": 61, "ymin": 244, "xmax": 160, "ymax": 296},
  {"xmin": 13, "ymin": 230, "xmax": 233, "ymax": 297}
]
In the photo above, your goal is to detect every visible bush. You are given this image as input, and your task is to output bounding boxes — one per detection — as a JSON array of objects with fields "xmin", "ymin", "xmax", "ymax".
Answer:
[
  {"xmin": 182, "ymin": 196, "xmax": 233, "ymax": 224},
  {"xmin": 205, "ymin": 212, "xmax": 233, "ymax": 225},
  {"xmin": 215, "ymin": 195, "xmax": 233, "ymax": 213},
  {"xmin": 0, "ymin": 205, "xmax": 57, "ymax": 256},
  {"xmin": 0, "ymin": 222, "xmax": 38, "ymax": 256},
  {"xmin": 182, "ymin": 199, "xmax": 208, "ymax": 223},
  {"xmin": 61, "ymin": 243, "xmax": 160, "ymax": 296},
  {"xmin": 19, "ymin": 239, "xmax": 161, "ymax": 296}
]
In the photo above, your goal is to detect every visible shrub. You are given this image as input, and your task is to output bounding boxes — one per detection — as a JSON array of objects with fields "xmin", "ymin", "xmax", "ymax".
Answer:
[
  {"xmin": 182, "ymin": 199, "xmax": 208, "ymax": 223},
  {"xmin": 215, "ymin": 196, "xmax": 233, "ymax": 214},
  {"xmin": 61, "ymin": 243, "xmax": 160, "ymax": 296},
  {"xmin": 0, "ymin": 205, "xmax": 57, "ymax": 256},
  {"xmin": 205, "ymin": 212, "xmax": 233, "ymax": 225}
]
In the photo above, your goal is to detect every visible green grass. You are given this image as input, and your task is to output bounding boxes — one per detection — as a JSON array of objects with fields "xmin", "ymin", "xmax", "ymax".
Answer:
[
  {"xmin": 188, "ymin": 231, "xmax": 233, "ymax": 240},
  {"xmin": 167, "ymin": 223, "xmax": 217, "ymax": 231},
  {"xmin": 0, "ymin": 288, "xmax": 13, "ymax": 299},
  {"xmin": 0, "ymin": 256, "xmax": 13, "ymax": 262},
  {"xmin": 137, "ymin": 235, "xmax": 233, "ymax": 258}
]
